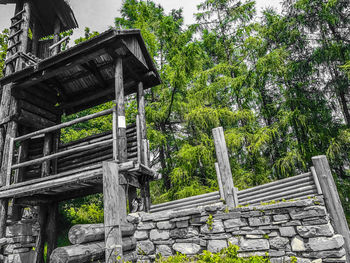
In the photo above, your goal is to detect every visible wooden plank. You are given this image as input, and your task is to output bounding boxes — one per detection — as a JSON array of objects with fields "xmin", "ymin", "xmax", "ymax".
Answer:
[
  {"xmin": 18, "ymin": 109, "xmax": 56, "ymax": 129},
  {"xmin": 311, "ymin": 166, "xmax": 323, "ymax": 195},
  {"xmin": 312, "ymin": 155, "xmax": 350, "ymax": 261},
  {"xmin": 239, "ymin": 180, "xmax": 315, "ymax": 202},
  {"xmin": 239, "ymin": 184, "xmax": 316, "ymax": 204},
  {"xmin": 212, "ymin": 127, "xmax": 235, "ymax": 207},
  {"xmin": 112, "ymin": 106, "xmax": 118, "ymax": 161},
  {"xmin": 12, "ymin": 139, "xmax": 113, "ymax": 170},
  {"xmin": 238, "ymin": 172, "xmax": 312, "ymax": 196},
  {"xmin": 6, "ymin": 137, "xmax": 14, "ymax": 186},
  {"xmin": 103, "ymin": 161, "xmax": 126, "ymax": 262},
  {"xmin": 18, "ymin": 100, "xmax": 57, "ymax": 121},
  {"xmin": 15, "ymin": 108, "xmax": 113, "ymax": 142},
  {"xmin": 215, "ymin": 162, "xmax": 224, "ymax": 199},
  {"xmin": 151, "ymin": 191, "xmax": 219, "ymax": 209}
]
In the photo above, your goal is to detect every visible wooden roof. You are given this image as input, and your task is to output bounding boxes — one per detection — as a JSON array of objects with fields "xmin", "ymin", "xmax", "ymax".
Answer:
[
  {"xmin": 0, "ymin": 0, "xmax": 78, "ymax": 38},
  {"xmin": 0, "ymin": 29, "xmax": 161, "ymax": 115}
]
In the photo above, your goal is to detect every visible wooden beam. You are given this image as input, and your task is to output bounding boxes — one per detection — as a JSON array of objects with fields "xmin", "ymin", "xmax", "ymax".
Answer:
[
  {"xmin": 103, "ymin": 161, "xmax": 126, "ymax": 263},
  {"xmin": 41, "ymin": 133, "xmax": 52, "ymax": 177},
  {"xmin": 212, "ymin": 127, "xmax": 236, "ymax": 207},
  {"xmin": 82, "ymin": 61, "xmax": 108, "ymax": 89},
  {"xmin": 46, "ymin": 202, "xmax": 58, "ymax": 263},
  {"xmin": 115, "ymin": 57, "xmax": 127, "ymax": 162},
  {"xmin": 15, "ymin": 108, "xmax": 113, "ymax": 142},
  {"xmin": 312, "ymin": 155, "xmax": 350, "ymax": 261},
  {"xmin": 33, "ymin": 205, "xmax": 48, "ymax": 263}
]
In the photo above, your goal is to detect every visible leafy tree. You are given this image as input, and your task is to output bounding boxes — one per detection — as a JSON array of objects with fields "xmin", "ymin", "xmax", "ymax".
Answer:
[{"xmin": 0, "ymin": 29, "xmax": 9, "ymax": 78}]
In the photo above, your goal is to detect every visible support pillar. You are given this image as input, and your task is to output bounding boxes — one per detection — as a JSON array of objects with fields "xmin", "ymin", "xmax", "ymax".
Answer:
[
  {"xmin": 103, "ymin": 161, "xmax": 126, "ymax": 263},
  {"xmin": 212, "ymin": 127, "xmax": 236, "ymax": 207},
  {"xmin": 312, "ymin": 155, "xmax": 350, "ymax": 262}
]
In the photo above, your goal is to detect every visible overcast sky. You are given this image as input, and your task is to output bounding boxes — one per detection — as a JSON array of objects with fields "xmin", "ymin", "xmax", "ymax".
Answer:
[{"xmin": 0, "ymin": 0, "xmax": 281, "ymax": 41}]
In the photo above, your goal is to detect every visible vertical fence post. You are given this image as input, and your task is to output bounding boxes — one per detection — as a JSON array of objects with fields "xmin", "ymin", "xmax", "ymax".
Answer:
[
  {"xmin": 212, "ymin": 127, "xmax": 236, "ymax": 207},
  {"xmin": 215, "ymin": 162, "xmax": 225, "ymax": 200},
  {"xmin": 103, "ymin": 161, "xmax": 126, "ymax": 263},
  {"xmin": 312, "ymin": 155, "xmax": 350, "ymax": 261},
  {"xmin": 6, "ymin": 136, "xmax": 14, "ymax": 186},
  {"xmin": 112, "ymin": 106, "xmax": 118, "ymax": 161}
]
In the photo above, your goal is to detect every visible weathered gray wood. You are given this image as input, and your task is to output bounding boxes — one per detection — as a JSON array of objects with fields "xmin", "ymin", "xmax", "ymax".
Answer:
[
  {"xmin": 41, "ymin": 133, "xmax": 53, "ymax": 177},
  {"xmin": 115, "ymin": 58, "xmax": 127, "ymax": 162},
  {"xmin": 238, "ymin": 172, "xmax": 312, "ymax": 197},
  {"xmin": 18, "ymin": 109, "xmax": 56, "ymax": 129},
  {"xmin": 50, "ymin": 237, "xmax": 136, "ymax": 263},
  {"xmin": 12, "ymin": 139, "xmax": 113, "ymax": 170},
  {"xmin": 18, "ymin": 100, "xmax": 57, "ymax": 122},
  {"xmin": 150, "ymin": 193, "xmax": 221, "ymax": 213},
  {"xmin": 233, "ymin": 187, "xmax": 238, "ymax": 206},
  {"xmin": 136, "ymin": 115, "xmax": 141, "ymax": 164},
  {"xmin": 215, "ymin": 162, "xmax": 224, "ymax": 199},
  {"xmin": 15, "ymin": 108, "xmax": 113, "ymax": 142},
  {"xmin": 137, "ymin": 82, "xmax": 147, "ymax": 164},
  {"xmin": 6, "ymin": 136, "xmax": 14, "ymax": 186},
  {"xmin": 103, "ymin": 161, "xmax": 126, "ymax": 263},
  {"xmin": 212, "ymin": 127, "xmax": 236, "ymax": 207},
  {"xmin": 112, "ymin": 106, "xmax": 118, "ymax": 161},
  {"xmin": 312, "ymin": 155, "xmax": 350, "ymax": 261},
  {"xmin": 68, "ymin": 223, "xmax": 135, "ymax": 245},
  {"xmin": 238, "ymin": 181, "xmax": 316, "ymax": 202},
  {"xmin": 46, "ymin": 203, "xmax": 58, "ymax": 263},
  {"xmin": 310, "ymin": 166, "xmax": 323, "ymax": 195},
  {"xmin": 33, "ymin": 205, "xmax": 48, "ymax": 263}
]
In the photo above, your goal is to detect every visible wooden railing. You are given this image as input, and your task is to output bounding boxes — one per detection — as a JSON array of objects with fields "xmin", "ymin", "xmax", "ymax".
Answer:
[{"xmin": 5, "ymin": 107, "xmax": 146, "ymax": 187}]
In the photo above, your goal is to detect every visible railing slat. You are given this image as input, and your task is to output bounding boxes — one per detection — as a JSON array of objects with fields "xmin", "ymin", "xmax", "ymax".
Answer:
[
  {"xmin": 15, "ymin": 108, "xmax": 113, "ymax": 142},
  {"xmin": 12, "ymin": 139, "xmax": 113, "ymax": 170}
]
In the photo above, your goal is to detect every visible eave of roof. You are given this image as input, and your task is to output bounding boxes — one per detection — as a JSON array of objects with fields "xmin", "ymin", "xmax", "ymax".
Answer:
[{"xmin": 0, "ymin": 29, "xmax": 161, "ymax": 88}]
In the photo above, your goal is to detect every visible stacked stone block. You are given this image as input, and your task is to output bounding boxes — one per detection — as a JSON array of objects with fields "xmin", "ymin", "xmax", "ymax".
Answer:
[
  {"xmin": 1, "ymin": 212, "xmax": 38, "ymax": 263},
  {"xmin": 127, "ymin": 196, "xmax": 347, "ymax": 262}
]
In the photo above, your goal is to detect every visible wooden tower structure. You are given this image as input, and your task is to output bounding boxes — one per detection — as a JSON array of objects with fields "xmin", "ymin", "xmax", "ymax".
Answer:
[{"xmin": 0, "ymin": 1, "xmax": 161, "ymax": 262}]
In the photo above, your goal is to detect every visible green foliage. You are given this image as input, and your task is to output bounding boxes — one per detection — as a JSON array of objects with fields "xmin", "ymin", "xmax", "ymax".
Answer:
[
  {"xmin": 155, "ymin": 243, "xmax": 270, "ymax": 262},
  {"xmin": 206, "ymin": 214, "xmax": 214, "ymax": 230},
  {"xmin": 0, "ymin": 29, "xmax": 9, "ymax": 77}
]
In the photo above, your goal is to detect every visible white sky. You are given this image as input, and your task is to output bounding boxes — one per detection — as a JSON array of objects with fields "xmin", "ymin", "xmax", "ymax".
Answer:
[{"xmin": 0, "ymin": 0, "xmax": 282, "ymax": 41}]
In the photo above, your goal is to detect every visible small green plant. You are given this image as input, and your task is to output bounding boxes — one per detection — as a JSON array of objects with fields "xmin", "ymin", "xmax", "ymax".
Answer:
[
  {"xmin": 206, "ymin": 214, "xmax": 214, "ymax": 231},
  {"xmin": 263, "ymin": 234, "xmax": 270, "ymax": 239},
  {"xmin": 224, "ymin": 206, "xmax": 229, "ymax": 213},
  {"xmin": 155, "ymin": 243, "xmax": 271, "ymax": 262},
  {"xmin": 290, "ymin": 256, "xmax": 297, "ymax": 263}
]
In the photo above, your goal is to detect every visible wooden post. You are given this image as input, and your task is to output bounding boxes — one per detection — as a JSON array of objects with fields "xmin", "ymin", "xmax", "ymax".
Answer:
[
  {"xmin": 103, "ymin": 161, "xmax": 127, "ymax": 263},
  {"xmin": 212, "ymin": 127, "xmax": 236, "ymax": 207},
  {"xmin": 46, "ymin": 202, "xmax": 58, "ymax": 263},
  {"xmin": 137, "ymin": 82, "xmax": 151, "ymax": 211},
  {"xmin": 312, "ymin": 155, "xmax": 350, "ymax": 262},
  {"xmin": 33, "ymin": 205, "xmax": 48, "ymax": 263},
  {"xmin": 41, "ymin": 133, "xmax": 53, "ymax": 177},
  {"xmin": 215, "ymin": 162, "xmax": 225, "ymax": 199},
  {"xmin": 115, "ymin": 58, "xmax": 127, "ymax": 162},
  {"xmin": 6, "ymin": 136, "xmax": 14, "ymax": 186},
  {"xmin": 51, "ymin": 16, "xmax": 61, "ymax": 56},
  {"xmin": 112, "ymin": 106, "xmax": 118, "ymax": 161}
]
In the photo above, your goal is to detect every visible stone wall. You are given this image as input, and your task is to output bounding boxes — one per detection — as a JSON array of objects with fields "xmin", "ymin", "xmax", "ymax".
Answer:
[
  {"xmin": 1, "ymin": 208, "xmax": 38, "ymax": 263},
  {"xmin": 127, "ymin": 196, "xmax": 347, "ymax": 263}
]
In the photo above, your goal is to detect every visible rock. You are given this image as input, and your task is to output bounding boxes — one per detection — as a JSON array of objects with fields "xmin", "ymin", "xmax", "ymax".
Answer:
[
  {"xmin": 269, "ymin": 250, "xmax": 286, "ymax": 257},
  {"xmin": 293, "ymin": 258, "xmax": 311, "ymax": 263},
  {"xmin": 289, "ymin": 206, "xmax": 326, "ymax": 220},
  {"xmin": 170, "ymin": 216, "xmax": 191, "ymax": 222},
  {"xmin": 291, "ymin": 236, "xmax": 306, "ymax": 252},
  {"xmin": 239, "ymin": 238, "xmax": 270, "ymax": 251},
  {"xmin": 170, "ymin": 227, "xmax": 198, "ymax": 239},
  {"xmin": 134, "ymin": 231, "xmax": 148, "ymax": 240},
  {"xmin": 248, "ymin": 216, "xmax": 271, "ymax": 226},
  {"xmin": 176, "ymin": 220, "xmax": 189, "ymax": 228},
  {"xmin": 322, "ymin": 256, "xmax": 346, "ymax": 262},
  {"xmin": 269, "ymin": 237, "xmax": 289, "ymax": 249},
  {"xmin": 303, "ymin": 248, "xmax": 346, "ymax": 259},
  {"xmin": 200, "ymin": 220, "xmax": 225, "ymax": 234},
  {"xmin": 279, "ymin": 227, "xmax": 296, "ymax": 237},
  {"xmin": 4, "ymin": 251, "xmax": 34, "ymax": 263},
  {"xmin": 137, "ymin": 240, "xmax": 155, "ymax": 255},
  {"xmin": 137, "ymin": 222, "xmax": 155, "ymax": 231},
  {"xmin": 302, "ymin": 217, "xmax": 328, "ymax": 225},
  {"xmin": 309, "ymin": 235, "xmax": 344, "ymax": 251},
  {"xmin": 223, "ymin": 218, "xmax": 247, "ymax": 228},
  {"xmin": 215, "ymin": 212, "xmax": 241, "ymax": 220},
  {"xmin": 127, "ymin": 214, "xmax": 140, "ymax": 224},
  {"xmin": 149, "ymin": 229, "xmax": 170, "ymax": 241},
  {"xmin": 172, "ymin": 243, "xmax": 201, "ymax": 255},
  {"xmin": 156, "ymin": 245, "xmax": 173, "ymax": 257},
  {"xmin": 6, "ymin": 223, "xmax": 32, "ymax": 237},
  {"xmin": 207, "ymin": 240, "xmax": 228, "ymax": 253},
  {"xmin": 246, "ymin": 235, "xmax": 263, "ymax": 239},
  {"xmin": 311, "ymin": 259, "xmax": 322, "ymax": 263},
  {"xmin": 157, "ymin": 221, "xmax": 175, "ymax": 230},
  {"xmin": 297, "ymin": 223, "xmax": 334, "ymax": 238}
]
